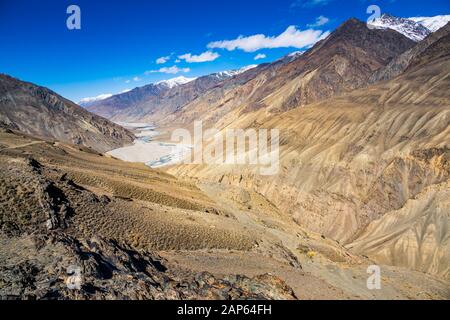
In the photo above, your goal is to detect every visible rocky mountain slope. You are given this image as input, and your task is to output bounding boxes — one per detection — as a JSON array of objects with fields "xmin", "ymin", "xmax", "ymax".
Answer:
[
  {"xmin": 165, "ymin": 21, "xmax": 450, "ymax": 282},
  {"xmin": 1, "ymin": 129, "xmax": 448, "ymax": 299},
  {"xmin": 0, "ymin": 74, "xmax": 134, "ymax": 153},
  {"xmin": 0, "ymin": 129, "xmax": 299, "ymax": 300}
]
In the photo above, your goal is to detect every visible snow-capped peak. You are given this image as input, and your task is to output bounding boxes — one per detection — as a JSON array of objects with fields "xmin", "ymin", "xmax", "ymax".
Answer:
[
  {"xmin": 408, "ymin": 15, "xmax": 450, "ymax": 32},
  {"xmin": 214, "ymin": 65, "xmax": 258, "ymax": 79},
  {"xmin": 288, "ymin": 51, "xmax": 304, "ymax": 58},
  {"xmin": 369, "ymin": 13, "xmax": 431, "ymax": 42},
  {"xmin": 155, "ymin": 76, "xmax": 197, "ymax": 89},
  {"xmin": 276, "ymin": 51, "xmax": 304, "ymax": 64},
  {"xmin": 236, "ymin": 64, "xmax": 258, "ymax": 74},
  {"xmin": 79, "ymin": 93, "xmax": 113, "ymax": 106}
]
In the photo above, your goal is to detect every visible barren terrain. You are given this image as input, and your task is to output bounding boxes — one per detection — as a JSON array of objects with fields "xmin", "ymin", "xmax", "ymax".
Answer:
[{"xmin": 1, "ymin": 130, "xmax": 448, "ymax": 299}]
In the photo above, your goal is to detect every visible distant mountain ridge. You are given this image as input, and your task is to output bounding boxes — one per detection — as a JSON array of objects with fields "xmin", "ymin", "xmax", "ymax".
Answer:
[
  {"xmin": 155, "ymin": 76, "xmax": 197, "ymax": 89},
  {"xmin": 79, "ymin": 93, "xmax": 114, "ymax": 107},
  {"xmin": 86, "ymin": 19, "xmax": 416, "ymax": 125},
  {"xmin": 85, "ymin": 65, "xmax": 261, "ymax": 122}
]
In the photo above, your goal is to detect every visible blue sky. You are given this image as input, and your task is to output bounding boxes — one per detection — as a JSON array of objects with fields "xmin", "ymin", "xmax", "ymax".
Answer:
[{"xmin": 0, "ymin": 0, "xmax": 448, "ymax": 102}]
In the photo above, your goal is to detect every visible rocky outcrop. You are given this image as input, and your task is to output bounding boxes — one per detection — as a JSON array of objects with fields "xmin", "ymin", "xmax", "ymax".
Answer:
[
  {"xmin": 0, "ymin": 74, "xmax": 134, "ymax": 152},
  {"xmin": 0, "ymin": 233, "xmax": 296, "ymax": 300},
  {"xmin": 0, "ymin": 144, "xmax": 296, "ymax": 300}
]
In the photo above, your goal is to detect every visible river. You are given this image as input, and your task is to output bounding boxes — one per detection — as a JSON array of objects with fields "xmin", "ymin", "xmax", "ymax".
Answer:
[{"xmin": 107, "ymin": 123, "xmax": 192, "ymax": 168}]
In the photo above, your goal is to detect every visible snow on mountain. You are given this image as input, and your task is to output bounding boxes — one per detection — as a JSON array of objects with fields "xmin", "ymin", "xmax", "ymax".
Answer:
[
  {"xmin": 235, "ymin": 64, "xmax": 258, "ymax": 74},
  {"xmin": 288, "ymin": 51, "xmax": 304, "ymax": 58},
  {"xmin": 156, "ymin": 67, "xmax": 257, "ymax": 89},
  {"xmin": 155, "ymin": 76, "xmax": 197, "ymax": 89},
  {"xmin": 79, "ymin": 93, "xmax": 113, "ymax": 106},
  {"xmin": 276, "ymin": 51, "xmax": 304, "ymax": 64},
  {"xmin": 214, "ymin": 65, "xmax": 258, "ymax": 79},
  {"xmin": 369, "ymin": 13, "xmax": 431, "ymax": 42},
  {"xmin": 408, "ymin": 15, "xmax": 450, "ymax": 32}
]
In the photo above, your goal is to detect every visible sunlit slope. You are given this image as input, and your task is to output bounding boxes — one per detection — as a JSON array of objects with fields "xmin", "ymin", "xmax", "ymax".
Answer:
[
  {"xmin": 167, "ymin": 35, "xmax": 450, "ymax": 280},
  {"xmin": 0, "ymin": 130, "xmax": 255, "ymax": 251},
  {"xmin": 348, "ymin": 180, "xmax": 449, "ymax": 281}
]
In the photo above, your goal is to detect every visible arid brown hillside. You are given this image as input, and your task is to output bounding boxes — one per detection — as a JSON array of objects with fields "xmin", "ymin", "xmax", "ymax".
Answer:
[
  {"xmin": 0, "ymin": 130, "xmax": 299, "ymax": 299},
  {"xmin": 0, "ymin": 74, "xmax": 134, "ymax": 153},
  {"xmin": 1, "ymin": 130, "xmax": 448, "ymax": 299},
  {"xmin": 166, "ymin": 26, "xmax": 450, "ymax": 282}
]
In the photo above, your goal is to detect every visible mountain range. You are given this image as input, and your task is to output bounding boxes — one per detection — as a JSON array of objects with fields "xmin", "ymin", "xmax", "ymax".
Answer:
[
  {"xmin": 1, "ymin": 14, "xmax": 449, "ymax": 300},
  {"xmin": 83, "ymin": 65, "xmax": 259, "ymax": 122}
]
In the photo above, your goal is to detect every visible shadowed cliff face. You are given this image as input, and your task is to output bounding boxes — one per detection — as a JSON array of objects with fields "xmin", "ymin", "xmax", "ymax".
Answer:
[{"xmin": 0, "ymin": 74, "xmax": 134, "ymax": 153}]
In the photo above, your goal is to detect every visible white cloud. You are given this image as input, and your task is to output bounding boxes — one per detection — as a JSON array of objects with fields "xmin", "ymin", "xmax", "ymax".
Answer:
[
  {"xmin": 254, "ymin": 53, "xmax": 267, "ymax": 60},
  {"xmin": 175, "ymin": 59, "xmax": 181, "ymax": 63},
  {"xmin": 125, "ymin": 80, "xmax": 131, "ymax": 84},
  {"xmin": 307, "ymin": 15, "xmax": 330, "ymax": 27},
  {"xmin": 145, "ymin": 65, "xmax": 191, "ymax": 75},
  {"xmin": 178, "ymin": 51, "xmax": 220, "ymax": 63},
  {"xmin": 133, "ymin": 76, "xmax": 141, "ymax": 82},
  {"xmin": 121, "ymin": 89, "xmax": 131, "ymax": 93},
  {"xmin": 156, "ymin": 55, "xmax": 171, "ymax": 64},
  {"xmin": 208, "ymin": 26, "xmax": 329, "ymax": 52}
]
